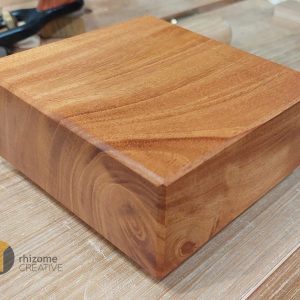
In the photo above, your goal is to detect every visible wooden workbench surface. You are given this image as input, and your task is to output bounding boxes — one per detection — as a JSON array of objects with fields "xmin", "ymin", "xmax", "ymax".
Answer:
[{"xmin": 0, "ymin": 0, "xmax": 299, "ymax": 299}]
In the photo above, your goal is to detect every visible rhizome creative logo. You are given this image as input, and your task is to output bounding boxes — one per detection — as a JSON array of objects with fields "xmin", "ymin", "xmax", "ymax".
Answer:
[{"xmin": 0, "ymin": 241, "xmax": 15, "ymax": 275}]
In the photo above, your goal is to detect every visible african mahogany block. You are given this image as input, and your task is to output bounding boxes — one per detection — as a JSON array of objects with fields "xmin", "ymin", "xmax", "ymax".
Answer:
[{"xmin": 0, "ymin": 17, "xmax": 299, "ymax": 278}]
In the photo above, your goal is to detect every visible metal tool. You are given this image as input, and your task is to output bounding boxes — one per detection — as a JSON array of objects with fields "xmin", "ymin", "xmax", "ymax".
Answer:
[{"xmin": 0, "ymin": 0, "xmax": 84, "ymax": 51}]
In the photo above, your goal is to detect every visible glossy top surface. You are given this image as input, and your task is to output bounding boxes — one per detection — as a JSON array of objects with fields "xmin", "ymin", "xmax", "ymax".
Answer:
[{"xmin": 1, "ymin": 16, "xmax": 300, "ymax": 184}]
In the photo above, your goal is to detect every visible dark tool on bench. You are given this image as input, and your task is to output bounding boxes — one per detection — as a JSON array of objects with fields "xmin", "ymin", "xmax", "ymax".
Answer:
[{"xmin": 0, "ymin": 0, "xmax": 84, "ymax": 52}]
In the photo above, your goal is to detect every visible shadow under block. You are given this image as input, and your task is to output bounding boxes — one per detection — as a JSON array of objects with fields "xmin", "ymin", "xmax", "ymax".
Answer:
[{"xmin": 0, "ymin": 17, "xmax": 300, "ymax": 278}]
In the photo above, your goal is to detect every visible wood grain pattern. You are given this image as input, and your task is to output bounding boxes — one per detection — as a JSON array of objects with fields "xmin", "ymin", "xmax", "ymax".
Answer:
[
  {"xmin": 0, "ymin": 16, "xmax": 300, "ymax": 278},
  {"xmin": 0, "ymin": 158, "xmax": 299, "ymax": 299},
  {"xmin": 0, "ymin": 0, "xmax": 300, "ymax": 297},
  {"xmin": 248, "ymin": 248, "xmax": 300, "ymax": 300}
]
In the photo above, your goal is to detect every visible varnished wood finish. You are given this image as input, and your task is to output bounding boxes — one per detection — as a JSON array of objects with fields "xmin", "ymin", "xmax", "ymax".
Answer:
[
  {"xmin": 1, "ymin": 0, "xmax": 300, "ymax": 297},
  {"xmin": 0, "ymin": 159, "xmax": 299, "ymax": 298},
  {"xmin": 0, "ymin": 16, "xmax": 300, "ymax": 278}
]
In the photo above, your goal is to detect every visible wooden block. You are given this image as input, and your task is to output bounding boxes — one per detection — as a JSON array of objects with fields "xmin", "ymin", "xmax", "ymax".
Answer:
[
  {"xmin": 178, "ymin": 14, "xmax": 232, "ymax": 43},
  {"xmin": 274, "ymin": 0, "xmax": 300, "ymax": 24},
  {"xmin": 0, "ymin": 16, "xmax": 299, "ymax": 278}
]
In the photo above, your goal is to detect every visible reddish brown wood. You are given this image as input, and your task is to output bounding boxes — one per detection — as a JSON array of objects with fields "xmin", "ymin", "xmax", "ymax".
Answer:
[{"xmin": 0, "ymin": 17, "xmax": 299, "ymax": 278}]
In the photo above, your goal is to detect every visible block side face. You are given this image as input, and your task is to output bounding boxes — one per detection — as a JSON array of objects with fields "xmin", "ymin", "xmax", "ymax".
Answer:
[
  {"xmin": 0, "ymin": 86, "xmax": 167, "ymax": 278},
  {"xmin": 163, "ymin": 102, "xmax": 300, "ymax": 274},
  {"xmin": 1, "ymin": 17, "xmax": 300, "ymax": 180}
]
